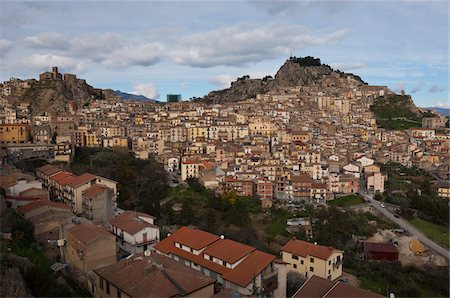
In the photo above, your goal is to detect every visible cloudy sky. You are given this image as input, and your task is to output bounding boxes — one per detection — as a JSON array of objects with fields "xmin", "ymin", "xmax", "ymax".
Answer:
[{"xmin": 0, "ymin": 1, "xmax": 448, "ymax": 107}]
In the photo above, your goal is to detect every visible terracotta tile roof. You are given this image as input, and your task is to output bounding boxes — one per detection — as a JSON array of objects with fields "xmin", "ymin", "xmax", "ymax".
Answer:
[
  {"xmin": 68, "ymin": 223, "xmax": 113, "ymax": 244},
  {"xmin": 49, "ymin": 171, "xmax": 74, "ymax": 183},
  {"xmin": 65, "ymin": 173, "xmax": 97, "ymax": 188},
  {"xmin": 94, "ymin": 253, "xmax": 215, "ymax": 297},
  {"xmin": 18, "ymin": 200, "xmax": 70, "ymax": 214},
  {"xmin": 109, "ymin": 211, "xmax": 158, "ymax": 235},
  {"xmin": 222, "ymin": 250, "xmax": 275, "ymax": 288},
  {"xmin": 154, "ymin": 227, "xmax": 276, "ymax": 288},
  {"xmin": 19, "ymin": 187, "xmax": 48, "ymax": 197},
  {"xmin": 38, "ymin": 165, "xmax": 62, "ymax": 176},
  {"xmin": 203, "ymin": 239, "xmax": 255, "ymax": 264},
  {"xmin": 293, "ymin": 275, "xmax": 382, "ymax": 298},
  {"xmin": 35, "ymin": 164, "xmax": 54, "ymax": 173},
  {"xmin": 282, "ymin": 239, "xmax": 341, "ymax": 260},
  {"xmin": 162, "ymin": 226, "xmax": 220, "ymax": 250},
  {"xmin": 82, "ymin": 184, "xmax": 108, "ymax": 199}
]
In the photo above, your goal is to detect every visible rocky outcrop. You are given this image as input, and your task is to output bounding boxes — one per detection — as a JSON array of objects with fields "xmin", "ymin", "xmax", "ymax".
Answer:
[
  {"xmin": 7, "ymin": 77, "xmax": 104, "ymax": 115},
  {"xmin": 201, "ymin": 57, "xmax": 367, "ymax": 103},
  {"xmin": 0, "ymin": 255, "xmax": 33, "ymax": 298}
]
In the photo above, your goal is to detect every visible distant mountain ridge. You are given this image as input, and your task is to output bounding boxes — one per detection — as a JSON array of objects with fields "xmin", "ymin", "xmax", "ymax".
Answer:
[
  {"xmin": 113, "ymin": 90, "xmax": 155, "ymax": 102},
  {"xmin": 424, "ymin": 107, "xmax": 450, "ymax": 116}
]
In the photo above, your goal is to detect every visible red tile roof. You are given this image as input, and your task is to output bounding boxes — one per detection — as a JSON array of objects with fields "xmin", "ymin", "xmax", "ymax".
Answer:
[
  {"xmin": 37, "ymin": 165, "xmax": 62, "ymax": 176},
  {"xmin": 203, "ymin": 239, "xmax": 255, "ymax": 264},
  {"xmin": 65, "ymin": 173, "xmax": 97, "ymax": 188},
  {"xmin": 282, "ymin": 239, "xmax": 341, "ymax": 260},
  {"xmin": 109, "ymin": 211, "xmax": 158, "ymax": 235},
  {"xmin": 82, "ymin": 184, "xmax": 108, "ymax": 199},
  {"xmin": 166, "ymin": 226, "xmax": 220, "ymax": 250},
  {"xmin": 49, "ymin": 171, "xmax": 74, "ymax": 183},
  {"xmin": 293, "ymin": 275, "xmax": 382, "ymax": 298},
  {"xmin": 154, "ymin": 226, "xmax": 275, "ymax": 288},
  {"xmin": 94, "ymin": 253, "xmax": 215, "ymax": 297},
  {"xmin": 68, "ymin": 223, "xmax": 113, "ymax": 244},
  {"xmin": 222, "ymin": 250, "xmax": 275, "ymax": 288},
  {"xmin": 18, "ymin": 200, "xmax": 70, "ymax": 214}
]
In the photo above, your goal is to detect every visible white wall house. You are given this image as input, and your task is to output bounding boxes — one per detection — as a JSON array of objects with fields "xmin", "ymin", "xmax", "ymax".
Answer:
[{"xmin": 109, "ymin": 211, "xmax": 160, "ymax": 254}]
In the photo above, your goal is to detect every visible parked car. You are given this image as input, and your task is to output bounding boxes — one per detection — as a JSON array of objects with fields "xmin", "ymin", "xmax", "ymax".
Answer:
[{"xmin": 394, "ymin": 213, "xmax": 400, "ymax": 218}]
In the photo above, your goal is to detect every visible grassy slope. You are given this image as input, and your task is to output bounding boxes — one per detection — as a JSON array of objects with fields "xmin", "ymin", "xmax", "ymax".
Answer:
[
  {"xmin": 328, "ymin": 195, "xmax": 365, "ymax": 207},
  {"xmin": 409, "ymin": 218, "xmax": 449, "ymax": 248},
  {"xmin": 371, "ymin": 94, "xmax": 422, "ymax": 130}
]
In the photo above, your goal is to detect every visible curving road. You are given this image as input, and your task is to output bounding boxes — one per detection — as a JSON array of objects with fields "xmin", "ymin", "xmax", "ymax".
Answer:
[{"xmin": 362, "ymin": 193, "xmax": 449, "ymax": 260}]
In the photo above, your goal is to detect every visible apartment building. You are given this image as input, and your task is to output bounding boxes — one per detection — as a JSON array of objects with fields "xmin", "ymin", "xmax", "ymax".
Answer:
[{"xmin": 281, "ymin": 238, "xmax": 344, "ymax": 281}]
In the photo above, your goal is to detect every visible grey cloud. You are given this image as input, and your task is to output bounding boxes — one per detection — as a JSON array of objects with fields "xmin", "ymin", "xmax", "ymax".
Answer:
[
  {"xmin": 171, "ymin": 23, "xmax": 349, "ymax": 68},
  {"xmin": 428, "ymin": 85, "xmax": 445, "ymax": 93},
  {"xmin": 23, "ymin": 32, "xmax": 68, "ymax": 50},
  {"xmin": 329, "ymin": 63, "xmax": 365, "ymax": 71},
  {"xmin": 102, "ymin": 43, "xmax": 165, "ymax": 69},
  {"xmin": 0, "ymin": 39, "xmax": 13, "ymax": 57},
  {"xmin": 20, "ymin": 31, "xmax": 165, "ymax": 70}
]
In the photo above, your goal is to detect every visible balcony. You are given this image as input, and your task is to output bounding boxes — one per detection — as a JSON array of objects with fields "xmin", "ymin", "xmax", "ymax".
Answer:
[
  {"xmin": 333, "ymin": 259, "xmax": 343, "ymax": 269},
  {"xmin": 262, "ymin": 269, "xmax": 278, "ymax": 293}
]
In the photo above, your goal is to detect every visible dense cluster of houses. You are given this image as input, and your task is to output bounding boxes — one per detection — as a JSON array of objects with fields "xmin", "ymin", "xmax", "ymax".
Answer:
[
  {"xmin": 1, "ymin": 69, "xmax": 449, "ymax": 207},
  {"xmin": 1, "ymin": 161, "xmax": 392, "ymax": 297}
]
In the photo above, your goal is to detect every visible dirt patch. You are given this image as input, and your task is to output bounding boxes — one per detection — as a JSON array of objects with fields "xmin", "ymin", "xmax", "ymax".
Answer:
[{"xmin": 366, "ymin": 229, "xmax": 448, "ymax": 267}]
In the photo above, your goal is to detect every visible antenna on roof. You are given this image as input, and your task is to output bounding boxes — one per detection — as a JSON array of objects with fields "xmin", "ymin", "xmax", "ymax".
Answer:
[{"xmin": 144, "ymin": 250, "xmax": 151, "ymax": 257}]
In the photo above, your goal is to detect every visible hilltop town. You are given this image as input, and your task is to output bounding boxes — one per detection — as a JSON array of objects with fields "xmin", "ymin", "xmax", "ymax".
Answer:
[{"xmin": 0, "ymin": 59, "xmax": 449, "ymax": 297}]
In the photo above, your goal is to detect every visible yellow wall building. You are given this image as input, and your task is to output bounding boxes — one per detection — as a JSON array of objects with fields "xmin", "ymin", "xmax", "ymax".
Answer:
[
  {"xmin": 281, "ymin": 239, "xmax": 343, "ymax": 281},
  {"xmin": 0, "ymin": 124, "xmax": 30, "ymax": 144}
]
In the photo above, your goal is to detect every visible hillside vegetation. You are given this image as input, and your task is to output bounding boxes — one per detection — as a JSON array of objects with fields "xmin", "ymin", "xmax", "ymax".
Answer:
[{"xmin": 371, "ymin": 94, "xmax": 423, "ymax": 129}]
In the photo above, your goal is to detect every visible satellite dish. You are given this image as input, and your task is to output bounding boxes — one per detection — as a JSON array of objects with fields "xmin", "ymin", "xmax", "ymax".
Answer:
[
  {"xmin": 220, "ymin": 235, "xmax": 225, "ymax": 240},
  {"xmin": 144, "ymin": 250, "xmax": 151, "ymax": 257}
]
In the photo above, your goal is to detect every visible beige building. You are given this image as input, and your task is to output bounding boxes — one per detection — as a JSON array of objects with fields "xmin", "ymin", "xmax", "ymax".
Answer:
[
  {"xmin": 60, "ymin": 219, "xmax": 116, "ymax": 274},
  {"xmin": 281, "ymin": 238, "xmax": 343, "ymax": 281},
  {"xmin": 82, "ymin": 184, "xmax": 115, "ymax": 224}
]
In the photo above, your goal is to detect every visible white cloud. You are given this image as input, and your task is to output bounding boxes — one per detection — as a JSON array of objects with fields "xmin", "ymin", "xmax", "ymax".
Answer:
[
  {"xmin": 23, "ymin": 32, "xmax": 67, "ymax": 50},
  {"xmin": 24, "ymin": 54, "xmax": 86, "ymax": 73},
  {"xmin": 0, "ymin": 39, "xmax": 13, "ymax": 57},
  {"xmin": 69, "ymin": 33, "xmax": 124, "ymax": 62},
  {"xmin": 209, "ymin": 74, "xmax": 235, "ymax": 89},
  {"xmin": 437, "ymin": 102, "xmax": 450, "ymax": 108},
  {"xmin": 132, "ymin": 83, "xmax": 160, "ymax": 99},
  {"xmin": 171, "ymin": 23, "xmax": 349, "ymax": 67}
]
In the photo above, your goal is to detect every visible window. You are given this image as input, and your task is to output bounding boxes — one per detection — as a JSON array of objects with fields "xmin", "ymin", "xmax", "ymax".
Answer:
[
  {"xmin": 310, "ymin": 257, "xmax": 314, "ymax": 263},
  {"xmin": 309, "ymin": 267, "xmax": 314, "ymax": 272},
  {"xmin": 117, "ymin": 288, "xmax": 121, "ymax": 298},
  {"xmin": 100, "ymin": 277, "xmax": 104, "ymax": 290},
  {"xmin": 106, "ymin": 281, "xmax": 110, "ymax": 294},
  {"xmin": 301, "ymin": 260, "xmax": 304, "ymax": 265},
  {"xmin": 329, "ymin": 260, "xmax": 331, "ymax": 265},
  {"xmin": 328, "ymin": 269, "xmax": 331, "ymax": 275},
  {"xmin": 292, "ymin": 255, "xmax": 299, "ymax": 260},
  {"xmin": 293, "ymin": 264, "xmax": 297, "ymax": 269}
]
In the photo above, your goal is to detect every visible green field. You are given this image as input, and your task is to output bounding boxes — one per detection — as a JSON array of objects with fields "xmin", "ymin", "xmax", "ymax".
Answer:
[
  {"xmin": 329, "ymin": 195, "xmax": 365, "ymax": 207},
  {"xmin": 409, "ymin": 218, "xmax": 449, "ymax": 248}
]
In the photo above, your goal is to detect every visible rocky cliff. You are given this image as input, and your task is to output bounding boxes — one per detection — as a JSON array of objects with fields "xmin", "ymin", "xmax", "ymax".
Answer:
[
  {"xmin": 7, "ymin": 77, "xmax": 104, "ymax": 115},
  {"xmin": 202, "ymin": 57, "xmax": 367, "ymax": 103}
]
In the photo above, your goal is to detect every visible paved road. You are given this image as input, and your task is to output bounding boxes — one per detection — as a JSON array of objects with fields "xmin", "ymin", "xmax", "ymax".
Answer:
[{"xmin": 362, "ymin": 193, "xmax": 449, "ymax": 260}]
